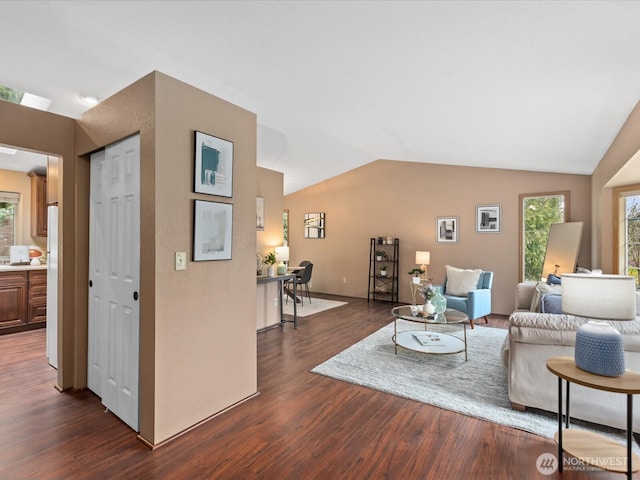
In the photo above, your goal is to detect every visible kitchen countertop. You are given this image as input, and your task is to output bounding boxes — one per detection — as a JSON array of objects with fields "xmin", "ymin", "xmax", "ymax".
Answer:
[{"xmin": 0, "ymin": 264, "xmax": 48, "ymax": 272}]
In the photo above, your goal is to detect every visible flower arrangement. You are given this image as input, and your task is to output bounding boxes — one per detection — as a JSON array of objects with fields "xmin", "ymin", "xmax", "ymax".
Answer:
[{"xmin": 419, "ymin": 282, "xmax": 437, "ymax": 301}]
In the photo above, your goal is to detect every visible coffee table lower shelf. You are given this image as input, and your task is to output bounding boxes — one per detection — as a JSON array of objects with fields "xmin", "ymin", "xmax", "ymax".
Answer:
[
  {"xmin": 393, "ymin": 330, "xmax": 466, "ymax": 359},
  {"xmin": 555, "ymin": 429, "xmax": 640, "ymax": 474}
]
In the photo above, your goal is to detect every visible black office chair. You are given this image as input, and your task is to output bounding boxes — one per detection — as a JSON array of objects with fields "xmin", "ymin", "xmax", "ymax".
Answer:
[{"xmin": 287, "ymin": 261, "xmax": 313, "ymax": 306}]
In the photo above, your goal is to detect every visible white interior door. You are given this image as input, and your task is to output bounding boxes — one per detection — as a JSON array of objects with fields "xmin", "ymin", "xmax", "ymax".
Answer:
[
  {"xmin": 46, "ymin": 204, "xmax": 59, "ymax": 368},
  {"xmin": 88, "ymin": 134, "xmax": 140, "ymax": 431}
]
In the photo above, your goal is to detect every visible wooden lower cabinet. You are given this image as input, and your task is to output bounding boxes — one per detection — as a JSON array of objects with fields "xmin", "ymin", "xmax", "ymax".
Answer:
[{"xmin": 0, "ymin": 269, "xmax": 47, "ymax": 334}]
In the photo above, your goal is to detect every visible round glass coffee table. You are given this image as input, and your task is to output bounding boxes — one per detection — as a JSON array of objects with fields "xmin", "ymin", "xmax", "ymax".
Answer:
[{"xmin": 390, "ymin": 305, "xmax": 469, "ymax": 361}]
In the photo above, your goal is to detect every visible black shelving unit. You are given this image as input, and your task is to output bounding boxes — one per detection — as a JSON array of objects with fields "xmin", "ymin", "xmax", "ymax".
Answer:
[{"xmin": 367, "ymin": 237, "xmax": 399, "ymax": 304}]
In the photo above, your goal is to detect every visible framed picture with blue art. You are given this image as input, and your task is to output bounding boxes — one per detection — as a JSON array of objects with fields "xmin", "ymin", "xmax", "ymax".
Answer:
[
  {"xmin": 194, "ymin": 131, "xmax": 233, "ymax": 197},
  {"xmin": 193, "ymin": 200, "xmax": 233, "ymax": 261}
]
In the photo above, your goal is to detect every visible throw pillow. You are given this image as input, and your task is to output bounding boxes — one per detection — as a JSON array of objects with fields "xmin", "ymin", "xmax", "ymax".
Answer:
[
  {"xmin": 540, "ymin": 294, "xmax": 563, "ymax": 314},
  {"xmin": 445, "ymin": 265, "xmax": 482, "ymax": 297},
  {"xmin": 529, "ymin": 281, "xmax": 562, "ymax": 312}
]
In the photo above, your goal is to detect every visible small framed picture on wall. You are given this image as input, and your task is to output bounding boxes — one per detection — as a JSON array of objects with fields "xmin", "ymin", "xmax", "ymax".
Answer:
[
  {"xmin": 476, "ymin": 205, "xmax": 501, "ymax": 233},
  {"xmin": 436, "ymin": 216, "xmax": 458, "ymax": 243}
]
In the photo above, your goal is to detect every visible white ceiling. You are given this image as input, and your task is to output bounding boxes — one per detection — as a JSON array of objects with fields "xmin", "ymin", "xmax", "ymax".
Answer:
[{"xmin": 1, "ymin": 0, "xmax": 640, "ymax": 194}]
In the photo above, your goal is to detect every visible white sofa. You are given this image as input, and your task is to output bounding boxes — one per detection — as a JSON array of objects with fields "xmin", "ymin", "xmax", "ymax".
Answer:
[{"xmin": 502, "ymin": 282, "xmax": 640, "ymax": 432}]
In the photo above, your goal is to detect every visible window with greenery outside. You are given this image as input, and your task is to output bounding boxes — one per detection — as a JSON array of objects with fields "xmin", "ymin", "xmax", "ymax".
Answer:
[
  {"xmin": 0, "ymin": 201, "xmax": 16, "ymax": 257},
  {"xmin": 522, "ymin": 195, "xmax": 565, "ymax": 282}
]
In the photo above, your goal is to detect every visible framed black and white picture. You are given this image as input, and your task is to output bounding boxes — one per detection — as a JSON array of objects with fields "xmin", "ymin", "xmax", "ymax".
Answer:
[
  {"xmin": 476, "ymin": 205, "xmax": 501, "ymax": 233},
  {"xmin": 194, "ymin": 131, "xmax": 233, "ymax": 197},
  {"xmin": 436, "ymin": 216, "xmax": 458, "ymax": 243},
  {"xmin": 256, "ymin": 196, "xmax": 265, "ymax": 231},
  {"xmin": 304, "ymin": 212, "xmax": 325, "ymax": 238},
  {"xmin": 193, "ymin": 200, "xmax": 232, "ymax": 261}
]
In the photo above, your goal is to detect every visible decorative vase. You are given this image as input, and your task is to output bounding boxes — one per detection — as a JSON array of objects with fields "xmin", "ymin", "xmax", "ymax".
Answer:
[
  {"xmin": 412, "ymin": 276, "xmax": 421, "ymax": 284},
  {"xmin": 432, "ymin": 291, "xmax": 447, "ymax": 322},
  {"xmin": 424, "ymin": 300, "xmax": 435, "ymax": 315},
  {"xmin": 432, "ymin": 291, "xmax": 447, "ymax": 314},
  {"xmin": 575, "ymin": 320, "xmax": 626, "ymax": 376},
  {"xmin": 267, "ymin": 264, "xmax": 276, "ymax": 277}
]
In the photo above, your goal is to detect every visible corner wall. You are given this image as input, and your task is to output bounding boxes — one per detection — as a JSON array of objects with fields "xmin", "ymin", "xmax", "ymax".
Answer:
[
  {"xmin": 74, "ymin": 71, "xmax": 257, "ymax": 445},
  {"xmin": 591, "ymin": 100, "xmax": 640, "ymax": 273},
  {"xmin": 285, "ymin": 160, "xmax": 591, "ymax": 315}
]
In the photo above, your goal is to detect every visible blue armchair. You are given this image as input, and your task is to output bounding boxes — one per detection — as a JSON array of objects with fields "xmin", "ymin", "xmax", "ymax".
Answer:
[{"xmin": 438, "ymin": 270, "xmax": 494, "ymax": 329}]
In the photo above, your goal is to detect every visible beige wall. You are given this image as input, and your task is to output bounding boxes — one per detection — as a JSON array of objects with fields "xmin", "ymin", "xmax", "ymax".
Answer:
[
  {"xmin": 285, "ymin": 160, "xmax": 591, "ymax": 315},
  {"xmin": 591, "ymin": 100, "xmax": 640, "ymax": 273},
  {"xmin": 75, "ymin": 72, "xmax": 257, "ymax": 445}
]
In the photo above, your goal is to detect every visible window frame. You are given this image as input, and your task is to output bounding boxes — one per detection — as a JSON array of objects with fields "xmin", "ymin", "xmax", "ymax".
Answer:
[
  {"xmin": 519, "ymin": 191, "xmax": 570, "ymax": 282},
  {"xmin": 613, "ymin": 184, "xmax": 640, "ymax": 278}
]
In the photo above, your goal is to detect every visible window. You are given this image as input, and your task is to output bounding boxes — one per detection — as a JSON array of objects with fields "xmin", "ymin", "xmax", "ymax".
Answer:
[
  {"xmin": 614, "ymin": 185, "xmax": 640, "ymax": 287},
  {"xmin": 0, "ymin": 192, "xmax": 20, "ymax": 258},
  {"xmin": 519, "ymin": 192, "xmax": 569, "ymax": 282}
]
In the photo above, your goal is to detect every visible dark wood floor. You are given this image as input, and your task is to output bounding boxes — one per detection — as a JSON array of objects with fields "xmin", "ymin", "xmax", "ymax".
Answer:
[{"xmin": 0, "ymin": 295, "xmax": 631, "ymax": 479}]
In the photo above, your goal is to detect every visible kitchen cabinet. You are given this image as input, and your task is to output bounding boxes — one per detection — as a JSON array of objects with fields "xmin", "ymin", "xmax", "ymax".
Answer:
[
  {"xmin": 0, "ymin": 267, "xmax": 47, "ymax": 334},
  {"xmin": 28, "ymin": 171, "xmax": 48, "ymax": 237}
]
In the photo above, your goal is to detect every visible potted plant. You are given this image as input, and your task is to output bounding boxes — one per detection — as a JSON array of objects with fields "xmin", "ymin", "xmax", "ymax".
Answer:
[
  {"xmin": 375, "ymin": 250, "xmax": 386, "ymax": 261},
  {"xmin": 380, "ymin": 265, "xmax": 388, "ymax": 276},
  {"xmin": 264, "ymin": 252, "xmax": 277, "ymax": 277},
  {"xmin": 408, "ymin": 268, "xmax": 424, "ymax": 284}
]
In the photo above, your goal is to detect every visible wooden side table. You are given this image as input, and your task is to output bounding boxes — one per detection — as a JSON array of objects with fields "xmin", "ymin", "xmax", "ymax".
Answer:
[{"xmin": 546, "ymin": 356, "xmax": 640, "ymax": 479}]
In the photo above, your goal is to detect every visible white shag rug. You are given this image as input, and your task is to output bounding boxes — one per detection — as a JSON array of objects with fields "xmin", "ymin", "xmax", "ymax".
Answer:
[{"xmin": 283, "ymin": 297, "xmax": 348, "ymax": 317}]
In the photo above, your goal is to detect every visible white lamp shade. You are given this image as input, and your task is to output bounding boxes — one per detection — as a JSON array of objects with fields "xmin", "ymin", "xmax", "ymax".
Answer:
[
  {"xmin": 415, "ymin": 251, "xmax": 430, "ymax": 266},
  {"xmin": 561, "ymin": 274, "xmax": 637, "ymax": 320},
  {"xmin": 275, "ymin": 246, "xmax": 289, "ymax": 262}
]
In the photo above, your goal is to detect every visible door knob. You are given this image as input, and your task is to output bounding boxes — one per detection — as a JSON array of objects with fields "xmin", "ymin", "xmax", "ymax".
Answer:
[{"xmin": 133, "ymin": 291, "xmax": 138, "ymax": 301}]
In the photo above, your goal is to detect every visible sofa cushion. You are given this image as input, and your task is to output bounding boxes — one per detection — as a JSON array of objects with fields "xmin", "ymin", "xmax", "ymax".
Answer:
[
  {"xmin": 540, "ymin": 294, "xmax": 562, "ymax": 314},
  {"xmin": 508, "ymin": 311, "xmax": 640, "ymax": 351},
  {"xmin": 530, "ymin": 281, "xmax": 562, "ymax": 312},
  {"xmin": 445, "ymin": 265, "xmax": 482, "ymax": 297}
]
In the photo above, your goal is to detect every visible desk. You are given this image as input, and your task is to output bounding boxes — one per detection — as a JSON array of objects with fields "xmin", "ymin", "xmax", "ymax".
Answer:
[
  {"xmin": 547, "ymin": 357, "xmax": 640, "ymax": 478},
  {"xmin": 257, "ymin": 274, "xmax": 297, "ymax": 328}
]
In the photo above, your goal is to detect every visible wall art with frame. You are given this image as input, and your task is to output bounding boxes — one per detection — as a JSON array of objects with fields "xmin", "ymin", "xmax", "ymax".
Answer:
[
  {"xmin": 193, "ymin": 199, "xmax": 233, "ymax": 261},
  {"xmin": 476, "ymin": 204, "xmax": 501, "ymax": 233},
  {"xmin": 304, "ymin": 212, "xmax": 325, "ymax": 238},
  {"xmin": 256, "ymin": 196, "xmax": 265, "ymax": 231},
  {"xmin": 194, "ymin": 130, "xmax": 234, "ymax": 197},
  {"xmin": 436, "ymin": 216, "xmax": 459, "ymax": 244}
]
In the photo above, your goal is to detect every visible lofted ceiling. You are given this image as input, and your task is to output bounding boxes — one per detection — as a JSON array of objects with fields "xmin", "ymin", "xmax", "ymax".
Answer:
[{"xmin": 1, "ymin": 0, "xmax": 640, "ymax": 194}]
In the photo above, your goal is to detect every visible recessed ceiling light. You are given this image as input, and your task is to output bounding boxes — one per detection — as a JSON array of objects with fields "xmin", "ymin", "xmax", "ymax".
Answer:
[{"xmin": 80, "ymin": 94, "xmax": 99, "ymax": 105}]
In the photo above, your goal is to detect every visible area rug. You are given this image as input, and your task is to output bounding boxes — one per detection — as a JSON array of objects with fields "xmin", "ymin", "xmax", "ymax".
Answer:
[
  {"xmin": 283, "ymin": 298, "xmax": 348, "ymax": 317},
  {"xmin": 311, "ymin": 320, "xmax": 635, "ymax": 447}
]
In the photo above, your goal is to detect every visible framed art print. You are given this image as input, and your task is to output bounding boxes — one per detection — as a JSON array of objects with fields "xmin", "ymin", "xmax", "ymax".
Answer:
[
  {"xmin": 476, "ymin": 205, "xmax": 501, "ymax": 233},
  {"xmin": 304, "ymin": 212, "xmax": 325, "ymax": 238},
  {"xmin": 256, "ymin": 196, "xmax": 265, "ymax": 231},
  {"xmin": 194, "ymin": 131, "xmax": 233, "ymax": 197},
  {"xmin": 193, "ymin": 200, "xmax": 233, "ymax": 261},
  {"xmin": 436, "ymin": 216, "xmax": 458, "ymax": 243}
]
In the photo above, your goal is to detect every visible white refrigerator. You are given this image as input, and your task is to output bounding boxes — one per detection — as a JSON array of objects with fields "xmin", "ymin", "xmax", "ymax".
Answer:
[{"xmin": 46, "ymin": 205, "xmax": 58, "ymax": 369}]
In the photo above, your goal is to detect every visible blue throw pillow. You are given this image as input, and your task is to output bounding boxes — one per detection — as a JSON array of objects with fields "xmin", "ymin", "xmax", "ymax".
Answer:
[
  {"xmin": 546, "ymin": 274, "xmax": 561, "ymax": 285},
  {"xmin": 540, "ymin": 294, "xmax": 563, "ymax": 314}
]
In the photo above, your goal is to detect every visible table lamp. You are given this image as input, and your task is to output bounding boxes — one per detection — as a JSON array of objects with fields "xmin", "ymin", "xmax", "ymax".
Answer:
[
  {"xmin": 415, "ymin": 251, "xmax": 430, "ymax": 279},
  {"xmin": 562, "ymin": 273, "xmax": 637, "ymax": 376},
  {"xmin": 275, "ymin": 246, "xmax": 289, "ymax": 275}
]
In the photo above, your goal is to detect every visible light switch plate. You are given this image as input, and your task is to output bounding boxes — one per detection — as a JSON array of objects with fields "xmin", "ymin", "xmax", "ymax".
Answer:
[{"xmin": 175, "ymin": 251, "xmax": 187, "ymax": 271}]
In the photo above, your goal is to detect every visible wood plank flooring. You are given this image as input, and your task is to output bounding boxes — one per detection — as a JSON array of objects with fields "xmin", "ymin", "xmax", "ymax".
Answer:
[{"xmin": 0, "ymin": 295, "xmax": 631, "ymax": 479}]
